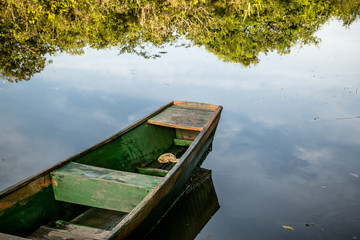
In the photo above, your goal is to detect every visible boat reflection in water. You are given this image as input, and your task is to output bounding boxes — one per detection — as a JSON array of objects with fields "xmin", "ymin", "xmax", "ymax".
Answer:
[{"xmin": 145, "ymin": 168, "xmax": 219, "ymax": 240}]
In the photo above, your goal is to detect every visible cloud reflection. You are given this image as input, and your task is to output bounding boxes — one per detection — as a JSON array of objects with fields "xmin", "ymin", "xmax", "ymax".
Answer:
[{"xmin": 294, "ymin": 146, "xmax": 332, "ymax": 165}]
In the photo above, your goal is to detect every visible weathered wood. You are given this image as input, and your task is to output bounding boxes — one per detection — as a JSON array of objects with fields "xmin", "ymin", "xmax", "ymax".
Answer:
[
  {"xmin": 173, "ymin": 139, "xmax": 193, "ymax": 146},
  {"xmin": 0, "ymin": 175, "xmax": 85, "ymax": 237},
  {"xmin": 51, "ymin": 162, "xmax": 163, "ymax": 212},
  {"xmin": 147, "ymin": 105, "xmax": 215, "ymax": 131},
  {"xmin": 29, "ymin": 221, "xmax": 110, "ymax": 240},
  {"xmin": 175, "ymin": 128, "xmax": 199, "ymax": 141},
  {"xmin": 70, "ymin": 208, "xmax": 128, "ymax": 231},
  {"xmin": 173, "ymin": 101, "xmax": 219, "ymax": 110},
  {"xmin": 137, "ymin": 167, "xmax": 169, "ymax": 177},
  {"xmin": 0, "ymin": 176, "xmax": 52, "ymax": 213},
  {"xmin": 0, "ymin": 233, "xmax": 30, "ymax": 240}
]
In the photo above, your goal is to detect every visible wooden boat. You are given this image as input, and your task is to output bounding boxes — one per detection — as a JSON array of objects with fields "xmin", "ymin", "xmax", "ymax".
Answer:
[{"xmin": 0, "ymin": 101, "xmax": 222, "ymax": 240}]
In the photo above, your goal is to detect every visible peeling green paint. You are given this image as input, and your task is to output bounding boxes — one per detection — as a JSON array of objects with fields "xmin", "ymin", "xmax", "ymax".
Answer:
[
  {"xmin": 52, "ymin": 163, "xmax": 163, "ymax": 212},
  {"xmin": 74, "ymin": 124, "xmax": 175, "ymax": 172}
]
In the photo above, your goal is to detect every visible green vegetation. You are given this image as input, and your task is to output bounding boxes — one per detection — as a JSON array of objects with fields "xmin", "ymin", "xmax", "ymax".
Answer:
[{"xmin": 1, "ymin": 0, "xmax": 359, "ymax": 82}]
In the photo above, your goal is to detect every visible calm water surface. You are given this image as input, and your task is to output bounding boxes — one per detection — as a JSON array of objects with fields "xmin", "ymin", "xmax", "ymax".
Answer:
[{"xmin": 1, "ymin": 18, "xmax": 360, "ymax": 239}]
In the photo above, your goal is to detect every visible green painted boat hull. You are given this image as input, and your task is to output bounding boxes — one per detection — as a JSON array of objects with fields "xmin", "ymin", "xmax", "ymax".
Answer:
[{"xmin": 0, "ymin": 101, "xmax": 222, "ymax": 239}]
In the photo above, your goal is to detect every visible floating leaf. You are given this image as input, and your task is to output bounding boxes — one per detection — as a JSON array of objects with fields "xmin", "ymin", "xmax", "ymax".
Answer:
[
  {"xmin": 349, "ymin": 173, "xmax": 359, "ymax": 178},
  {"xmin": 282, "ymin": 225, "xmax": 294, "ymax": 230}
]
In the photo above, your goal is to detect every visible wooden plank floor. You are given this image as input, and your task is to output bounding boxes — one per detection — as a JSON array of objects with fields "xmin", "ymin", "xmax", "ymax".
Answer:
[
  {"xmin": 71, "ymin": 208, "xmax": 128, "ymax": 231},
  {"xmin": 29, "ymin": 221, "xmax": 109, "ymax": 240}
]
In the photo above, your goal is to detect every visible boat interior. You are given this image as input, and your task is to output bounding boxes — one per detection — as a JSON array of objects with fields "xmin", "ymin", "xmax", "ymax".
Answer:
[{"xmin": 0, "ymin": 103, "xmax": 217, "ymax": 239}]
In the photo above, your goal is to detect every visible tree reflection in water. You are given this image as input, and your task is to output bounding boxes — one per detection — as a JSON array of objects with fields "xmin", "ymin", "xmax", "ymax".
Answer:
[{"xmin": 1, "ymin": 0, "xmax": 359, "ymax": 82}]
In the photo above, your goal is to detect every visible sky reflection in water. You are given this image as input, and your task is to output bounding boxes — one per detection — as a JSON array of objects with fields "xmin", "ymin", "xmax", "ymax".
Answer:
[{"xmin": 0, "ymin": 20, "xmax": 360, "ymax": 239}]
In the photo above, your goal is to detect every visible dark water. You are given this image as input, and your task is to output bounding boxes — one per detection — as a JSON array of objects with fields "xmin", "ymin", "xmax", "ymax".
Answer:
[
  {"xmin": 147, "ymin": 168, "xmax": 220, "ymax": 240},
  {"xmin": 1, "ymin": 1, "xmax": 360, "ymax": 239}
]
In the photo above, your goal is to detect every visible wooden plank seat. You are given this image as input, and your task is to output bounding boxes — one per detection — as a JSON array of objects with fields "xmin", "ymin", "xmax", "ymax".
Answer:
[
  {"xmin": 147, "ymin": 105, "xmax": 215, "ymax": 131},
  {"xmin": 29, "ymin": 221, "xmax": 109, "ymax": 240},
  {"xmin": 174, "ymin": 138, "xmax": 193, "ymax": 146},
  {"xmin": 137, "ymin": 167, "xmax": 170, "ymax": 177},
  {"xmin": 51, "ymin": 162, "xmax": 163, "ymax": 212},
  {"xmin": 136, "ymin": 159, "xmax": 175, "ymax": 177}
]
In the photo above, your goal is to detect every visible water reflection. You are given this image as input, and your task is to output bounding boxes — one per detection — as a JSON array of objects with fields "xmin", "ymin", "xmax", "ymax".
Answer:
[
  {"xmin": 1, "ymin": 0, "xmax": 359, "ymax": 82},
  {"xmin": 146, "ymin": 168, "xmax": 219, "ymax": 240},
  {"xmin": 1, "ymin": 1, "xmax": 360, "ymax": 239}
]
